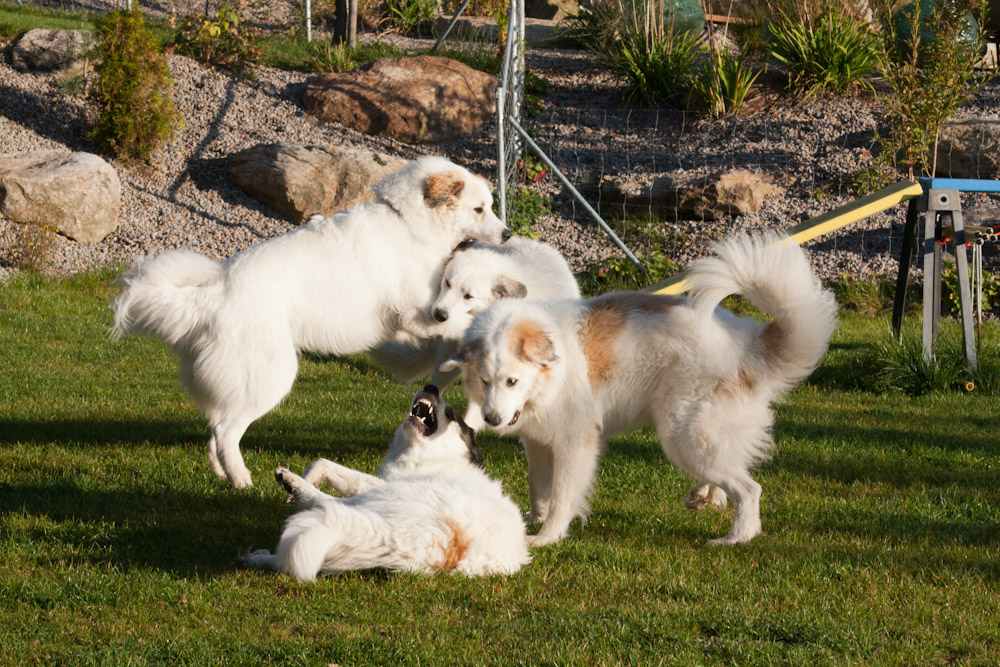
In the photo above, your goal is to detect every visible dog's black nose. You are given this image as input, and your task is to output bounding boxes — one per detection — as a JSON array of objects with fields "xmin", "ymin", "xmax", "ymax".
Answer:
[
  {"xmin": 483, "ymin": 410, "xmax": 502, "ymax": 427},
  {"xmin": 433, "ymin": 308, "xmax": 448, "ymax": 322},
  {"xmin": 423, "ymin": 385, "xmax": 439, "ymax": 396},
  {"xmin": 501, "ymin": 229, "xmax": 512, "ymax": 242}
]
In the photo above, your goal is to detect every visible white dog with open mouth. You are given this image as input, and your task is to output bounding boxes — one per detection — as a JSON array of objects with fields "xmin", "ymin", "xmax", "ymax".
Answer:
[
  {"xmin": 441, "ymin": 234, "xmax": 838, "ymax": 547},
  {"xmin": 241, "ymin": 386, "xmax": 531, "ymax": 580},
  {"xmin": 370, "ymin": 236, "xmax": 580, "ymax": 394},
  {"xmin": 112, "ymin": 157, "xmax": 510, "ymax": 488}
]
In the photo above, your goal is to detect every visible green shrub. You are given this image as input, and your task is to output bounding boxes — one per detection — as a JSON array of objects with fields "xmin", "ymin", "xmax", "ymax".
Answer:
[
  {"xmin": 421, "ymin": 42, "xmax": 501, "ymax": 75},
  {"xmin": 89, "ymin": 6, "xmax": 180, "ymax": 163},
  {"xmin": 504, "ymin": 186, "xmax": 549, "ymax": 238},
  {"xmin": 386, "ymin": 0, "xmax": 437, "ymax": 35},
  {"xmin": 174, "ymin": 3, "xmax": 262, "ymax": 75},
  {"xmin": 617, "ymin": 14, "xmax": 701, "ymax": 107},
  {"xmin": 555, "ymin": 0, "xmax": 623, "ymax": 57},
  {"xmin": 308, "ymin": 38, "xmax": 405, "ymax": 72},
  {"xmin": 873, "ymin": 0, "xmax": 991, "ymax": 178},
  {"xmin": 768, "ymin": 7, "xmax": 880, "ymax": 100},
  {"xmin": 576, "ymin": 251, "xmax": 677, "ymax": 296},
  {"xmin": 691, "ymin": 47, "xmax": 761, "ymax": 116}
]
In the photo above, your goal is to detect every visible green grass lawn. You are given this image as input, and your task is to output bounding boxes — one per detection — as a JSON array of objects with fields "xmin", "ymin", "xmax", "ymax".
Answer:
[{"xmin": 1, "ymin": 270, "xmax": 998, "ymax": 665}]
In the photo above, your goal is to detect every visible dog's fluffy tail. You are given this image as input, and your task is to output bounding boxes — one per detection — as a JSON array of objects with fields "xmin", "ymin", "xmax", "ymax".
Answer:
[
  {"xmin": 112, "ymin": 249, "xmax": 224, "ymax": 352},
  {"xmin": 687, "ymin": 233, "xmax": 838, "ymax": 388}
]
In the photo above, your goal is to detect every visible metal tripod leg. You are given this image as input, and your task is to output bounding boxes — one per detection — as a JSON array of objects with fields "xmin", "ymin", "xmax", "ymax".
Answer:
[{"xmin": 921, "ymin": 207, "xmax": 939, "ymax": 363}]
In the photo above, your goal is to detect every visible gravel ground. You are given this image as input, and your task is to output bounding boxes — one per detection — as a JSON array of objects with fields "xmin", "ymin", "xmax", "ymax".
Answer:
[{"xmin": 2, "ymin": 12, "xmax": 1000, "ymax": 283}]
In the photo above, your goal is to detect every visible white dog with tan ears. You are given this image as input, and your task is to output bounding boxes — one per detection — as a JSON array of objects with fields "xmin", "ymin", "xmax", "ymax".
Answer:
[
  {"xmin": 370, "ymin": 235, "xmax": 580, "ymax": 395},
  {"xmin": 112, "ymin": 157, "xmax": 510, "ymax": 488},
  {"xmin": 241, "ymin": 386, "xmax": 531, "ymax": 580},
  {"xmin": 441, "ymin": 234, "xmax": 838, "ymax": 547}
]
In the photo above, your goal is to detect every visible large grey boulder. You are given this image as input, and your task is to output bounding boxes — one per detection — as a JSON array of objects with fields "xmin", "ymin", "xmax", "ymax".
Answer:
[
  {"xmin": 0, "ymin": 150, "xmax": 121, "ymax": 244},
  {"xmin": 600, "ymin": 168, "xmax": 784, "ymax": 221},
  {"xmin": 935, "ymin": 120, "xmax": 1000, "ymax": 179},
  {"xmin": 301, "ymin": 56, "xmax": 497, "ymax": 144},
  {"xmin": 228, "ymin": 144, "xmax": 407, "ymax": 223},
  {"xmin": 7, "ymin": 28, "xmax": 89, "ymax": 73}
]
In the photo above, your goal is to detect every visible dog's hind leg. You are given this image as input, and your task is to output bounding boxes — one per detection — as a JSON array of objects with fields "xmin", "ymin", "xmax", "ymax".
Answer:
[
  {"xmin": 522, "ymin": 438, "xmax": 554, "ymax": 525},
  {"xmin": 207, "ymin": 434, "xmax": 225, "ymax": 479},
  {"xmin": 302, "ymin": 458, "xmax": 384, "ymax": 497},
  {"xmin": 527, "ymin": 425, "xmax": 602, "ymax": 547},
  {"xmin": 274, "ymin": 467, "xmax": 332, "ymax": 509},
  {"xmin": 239, "ymin": 549, "xmax": 279, "ymax": 571},
  {"xmin": 706, "ymin": 472, "xmax": 762, "ymax": 546}
]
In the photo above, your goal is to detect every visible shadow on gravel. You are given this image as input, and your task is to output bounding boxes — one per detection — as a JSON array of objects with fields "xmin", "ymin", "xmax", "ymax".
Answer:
[{"xmin": 0, "ymin": 83, "xmax": 94, "ymax": 152}]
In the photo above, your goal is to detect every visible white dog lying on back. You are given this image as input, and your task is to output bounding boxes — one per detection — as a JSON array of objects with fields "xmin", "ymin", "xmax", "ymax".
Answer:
[
  {"xmin": 112, "ymin": 157, "xmax": 509, "ymax": 488},
  {"xmin": 442, "ymin": 234, "xmax": 838, "ymax": 547},
  {"xmin": 242, "ymin": 386, "xmax": 531, "ymax": 580},
  {"xmin": 370, "ymin": 236, "xmax": 580, "ymax": 395}
]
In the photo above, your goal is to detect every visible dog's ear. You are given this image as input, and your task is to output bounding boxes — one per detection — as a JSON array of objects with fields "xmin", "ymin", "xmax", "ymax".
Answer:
[
  {"xmin": 492, "ymin": 275, "xmax": 528, "ymax": 301},
  {"xmin": 424, "ymin": 170, "xmax": 466, "ymax": 208},
  {"xmin": 509, "ymin": 319, "xmax": 558, "ymax": 367},
  {"xmin": 439, "ymin": 338, "xmax": 484, "ymax": 372}
]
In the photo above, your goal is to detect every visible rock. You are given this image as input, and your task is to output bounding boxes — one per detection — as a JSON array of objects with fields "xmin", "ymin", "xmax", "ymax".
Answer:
[
  {"xmin": 0, "ymin": 150, "xmax": 121, "ymax": 244},
  {"xmin": 935, "ymin": 120, "xmax": 1000, "ymax": 179},
  {"xmin": 228, "ymin": 144, "xmax": 407, "ymax": 223},
  {"xmin": 301, "ymin": 56, "xmax": 498, "ymax": 144},
  {"xmin": 600, "ymin": 168, "xmax": 784, "ymax": 221},
  {"xmin": 525, "ymin": 0, "xmax": 578, "ymax": 21},
  {"xmin": 6, "ymin": 29, "xmax": 89, "ymax": 73}
]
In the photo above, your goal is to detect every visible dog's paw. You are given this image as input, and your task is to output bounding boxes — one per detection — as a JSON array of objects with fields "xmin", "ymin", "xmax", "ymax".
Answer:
[
  {"xmin": 684, "ymin": 482, "xmax": 728, "ymax": 511},
  {"xmin": 274, "ymin": 466, "xmax": 299, "ymax": 503},
  {"xmin": 526, "ymin": 532, "xmax": 564, "ymax": 547}
]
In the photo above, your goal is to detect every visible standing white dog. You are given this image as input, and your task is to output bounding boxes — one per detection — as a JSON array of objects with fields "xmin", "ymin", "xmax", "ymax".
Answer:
[
  {"xmin": 241, "ymin": 386, "xmax": 531, "ymax": 580},
  {"xmin": 112, "ymin": 157, "xmax": 510, "ymax": 488},
  {"xmin": 370, "ymin": 236, "xmax": 580, "ymax": 395},
  {"xmin": 441, "ymin": 234, "xmax": 838, "ymax": 547}
]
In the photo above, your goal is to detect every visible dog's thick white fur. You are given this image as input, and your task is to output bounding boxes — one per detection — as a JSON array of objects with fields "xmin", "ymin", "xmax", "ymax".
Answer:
[
  {"xmin": 369, "ymin": 236, "xmax": 580, "ymax": 391},
  {"xmin": 441, "ymin": 234, "xmax": 838, "ymax": 547},
  {"xmin": 241, "ymin": 386, "xmax": 531, "ymax": 580},
  {"xmin": 112, "ymin": 157, "xmax": 509, "ymax": 488}
]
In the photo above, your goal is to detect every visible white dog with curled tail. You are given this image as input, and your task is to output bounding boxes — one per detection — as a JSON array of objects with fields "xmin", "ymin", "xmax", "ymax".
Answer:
[
  {"xmin": 442, "ymin": 234, "xmax": 838, "ymax": 547},
  {"xmin": 112, "ymin": 157, "xmax": 510, "ymax": 488}
]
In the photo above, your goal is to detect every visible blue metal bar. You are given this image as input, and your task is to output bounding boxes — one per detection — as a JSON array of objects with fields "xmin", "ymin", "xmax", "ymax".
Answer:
[{"xmin": 919, "ymin": 177, "xmax": 1000, "ymax": 193}]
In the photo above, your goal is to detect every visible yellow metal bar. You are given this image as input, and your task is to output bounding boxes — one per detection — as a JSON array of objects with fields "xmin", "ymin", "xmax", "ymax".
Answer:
[{"xmin": 646, "ymin": 181, "xmax": 925, "ymax": 295}]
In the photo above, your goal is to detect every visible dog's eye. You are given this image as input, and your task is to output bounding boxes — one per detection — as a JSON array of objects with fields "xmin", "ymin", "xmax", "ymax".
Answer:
[
  {"xmin": 445, "ymin": 279, "xmax": 451, "ymax": 289},
  {"xmin": 474, "ymin": 206, "xmax": 484, "ymax": 214},
  {"xmin": 506, "ymin": 378, "xmax": 518, "ymax": 387},
  {"xmin": 463, "ymin": 293, "xmax": 473, "ymax": 300},
  {"xmin": 481, "ymin": 378, "xmax": 491, "ymax": 388}
]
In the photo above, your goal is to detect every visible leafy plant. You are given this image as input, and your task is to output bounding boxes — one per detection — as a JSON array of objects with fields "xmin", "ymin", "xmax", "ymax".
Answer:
[
  {"xmin": 4, "ymin": 222, "xmax": 59, "ymax": 273},
  {"xmin": 873, "ymin": 0, "xmax": 992, "ymax": 178},
  {"xmin": 89, "ymin": 6, "xmax": 180, "ymax": 163},
  {"xmin": 576, "ymin": 251, "xmax": 677, "ymax": 295},
  {"xmin": 555, "ymin": 0, "xmax": 622, "ymax": 56},
  {"xmin": 768, "ymin": 7, "xmax": 880, "ymax": 100},
  {"xmin": 940, "ymin": 259, "xmax": 1000, "ymax": 315},
  {"xmin": 504, "ymin": 186, "xmax": 549, "ymax": 238},
  {"xmin": 385, "ymin": 0, "xmax": 437, "ymax": 35},
  {"xmin": 616, "ymin": 4, "xmax": 702, "ymax": 108},
  {"xmin": 692, "ymin": 47, "xmax": 760, "ymax": 116},
  {"xmin": 308, "ymin": 38, "xmax": 404, "ymax": 72},
  {"xmin": 174, "ymin": 3, "xmax": 262, "ymax": 75}
]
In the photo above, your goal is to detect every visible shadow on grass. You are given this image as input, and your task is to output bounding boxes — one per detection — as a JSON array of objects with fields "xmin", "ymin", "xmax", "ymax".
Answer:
[{"xmin": 0, "ymin": 481, "xmax": 285, "ymax": 577}]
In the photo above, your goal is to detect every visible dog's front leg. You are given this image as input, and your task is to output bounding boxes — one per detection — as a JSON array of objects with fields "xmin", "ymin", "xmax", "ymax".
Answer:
[
  {"xmin": 527, "ymin": 425, "xmax": 603, "ymax": 547},
  {"xmin": 522, "ymin": 437, "xmax": 554, "ymax": 525},
  {"xmin": 302, "ymin": 458, "xmax": 384, "ymax": 497}
]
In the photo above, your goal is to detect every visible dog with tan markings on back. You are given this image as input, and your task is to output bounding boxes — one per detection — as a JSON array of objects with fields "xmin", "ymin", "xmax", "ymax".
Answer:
[{"xmin": 441, "ymin": 234, "xmax": 838, "ymax": 547}]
